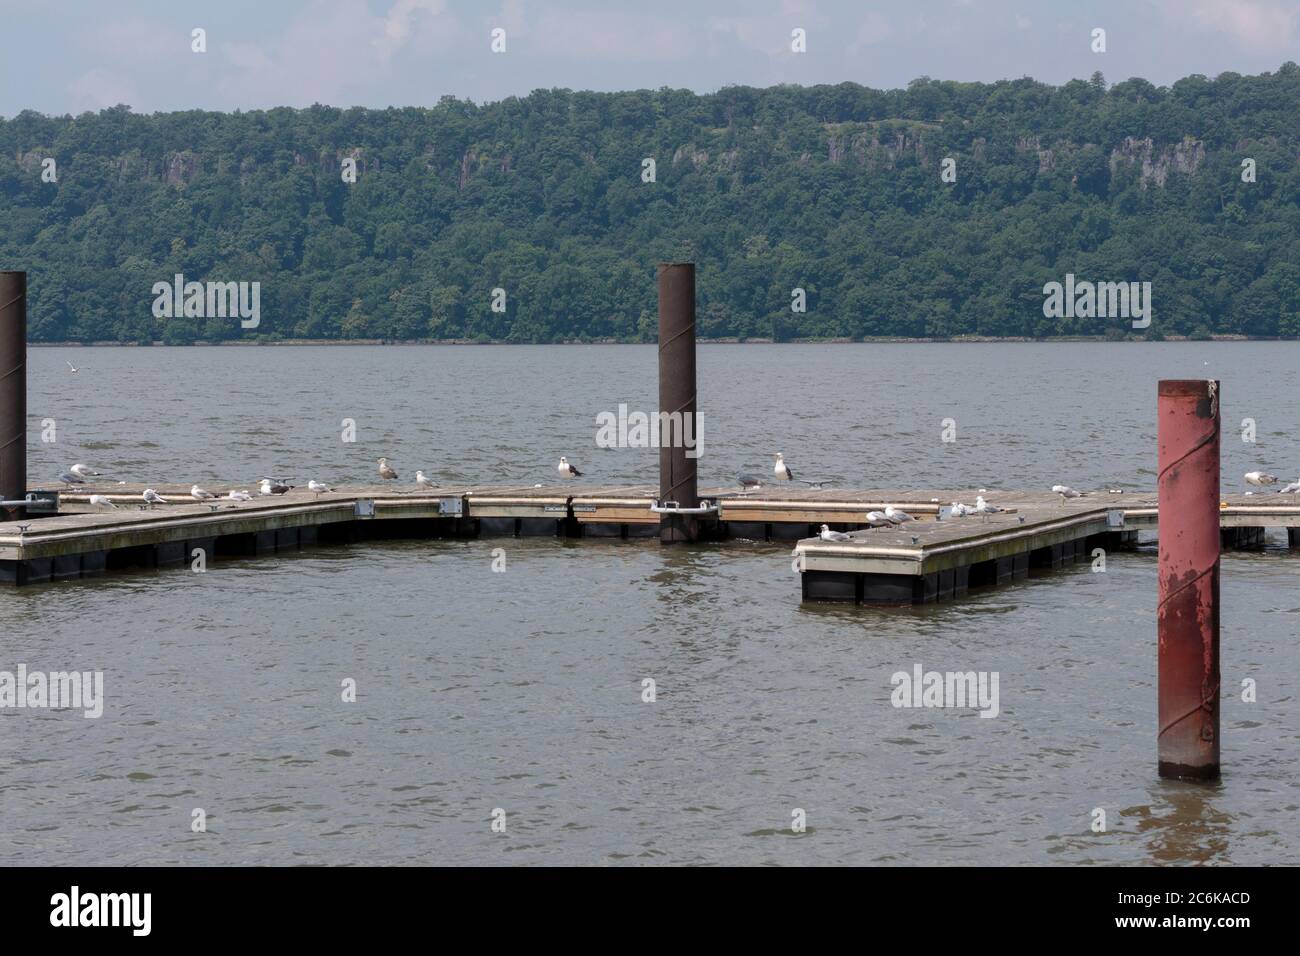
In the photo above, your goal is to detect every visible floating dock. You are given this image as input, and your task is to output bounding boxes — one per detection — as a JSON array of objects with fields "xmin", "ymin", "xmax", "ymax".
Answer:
[{"xmin": 3, "ymin": 483, "xmax": 1298, "ymax": 601}]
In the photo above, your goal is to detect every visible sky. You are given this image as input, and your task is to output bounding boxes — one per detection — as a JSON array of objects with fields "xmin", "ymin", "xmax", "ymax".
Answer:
[{"xmin": 0, "ymin": 0, "xmax": 1297, "ymax": 116}]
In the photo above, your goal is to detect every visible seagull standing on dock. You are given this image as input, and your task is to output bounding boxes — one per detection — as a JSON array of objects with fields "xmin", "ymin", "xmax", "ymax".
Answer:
[
  {"xmin": 142, "ymin": 488, "xmax": 167, "ymax": 508},
  {"xmin": 1051, "ymin": 484, "xmax": 1083, "ymax": 504},
  {"xmin": 377, "ymin": 458, "xmax": 398, "ymax": 481},
  {"xmin": 974, "ymin": 495, "xmax": 1002, "ymax": 521},
  {"xmin": 58, "ymin": 471, "xmax": 85, "ymax": 487},
  {"xmin": 1245, "ymin": 471, "xmax": 1278, "ymax": 487},
  {"xmin": 884, "ymin": 505, "xmax": 914, "ymax": 526},
  {"xmin": 70, "ymin": 463, "xmax": 100, "ymax": 479},
  {"xmin": 774, "ymin": 453, "xmax": 794, "ymax": 482},
  {"xmin": 818, "ymin": 524, "xmax": 851, "ymax": 541},
  {"xmin": 558, "ymin": 456, "xmax": 582, "ymax": 479},
  {"xmin": 949, "ymin": 501, "xmax": 974, "ymax": 517},
  {"xmin": 415, "ymin": 470, "xmax": 436, "ymax": 489},
  {"xmin": 259, "ymin": 478, "xmax": 291, "ymax": 495},
  {"xmin": 864, "ymin": 510, "xmax": 892, "ymax": 532},
  {"xmin": 190, "ymin": 485, "xmax": 216, "ymax": 502},
  {"xmin": 308, "ymin": 480, "xmax": 332, "ymax": 497},
  {"xmin": 737, "ymin": 474, "xmax": 762, "ymax": 492},
  {"xmin": 88, "ymin": 494, "xmax": 116, "ymax": 508}
]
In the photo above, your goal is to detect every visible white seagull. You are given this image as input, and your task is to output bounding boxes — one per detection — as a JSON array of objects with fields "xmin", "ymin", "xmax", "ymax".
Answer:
[
  {"xmin": 308, "ymin": 480, "xmax": 332, "ymax": 496},
  {"xmin": 70, "ymin": 463, "xmax": 100, "ymax": 479},
  {"xmin": 88, "ymin": 494, "xmax": 116, "ymax": 508},
  {"xmin": 884, "ymin": 505, "xmax": 914, "ymax": 526},
  {"xmin": 1052, "ymin": 484, "xmax": 1083, "ymax": 504},
  {"xmin": 259, "ymin": 478, "xmax": 291, "ymax": 495},
  {"xmin": 864, "ymin": 510, "xmax": 893, "ymax": 531},
  {"xmin": 774, "ymin": 452, "xmax": 794, "ymax": 481},
  {"xmin": 190, "ymin": 484, "xmax": 216, "ymax": 501},
  {"xmin": 225, "ymin": 489, "xmax": 252, "ymax": 501},
  {"xmin": 949, "ymin": 500, "xmax": 975, "ymax": 517},
  {"xmin": 66, "ymin": 360, "xmax": 78, "ymax": 373},
  {"xmin": 558, "ymin": 456, "xmax": 582, "ymax": 478},
  {"xmin": 142, "ymin": 488, "xmax": 167, "ymax": 508},
  {"xmin": 974, "ymin": 495, "xmax": 1002, "ymax": 520},
  {"xmin": 377, "ymin": 458, "xmax": 398, "ymax": 480},
  {"xmin": 818, "ymin": 524, "xmax": 852, "ymax": 541},
  {"xmin": 1278, "ymin": 480, "xmax": 1300, "ymax": 494},
  {"xmin": 415, "ymin": 470, "xmax": 436, "ymax": 489},
  {"xmin": 1245, "ymin": 471, "xmax": 1278, "ymax": 487},
  {"xmin": 57, "ymin": 471, "xmax": 85, "ymax": 486}
]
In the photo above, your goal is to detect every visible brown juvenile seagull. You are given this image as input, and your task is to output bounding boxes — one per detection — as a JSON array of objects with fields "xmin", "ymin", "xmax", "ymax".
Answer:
[{"xmin": 378, "ymin": 457, "xmax": 398, "ymax": 480}]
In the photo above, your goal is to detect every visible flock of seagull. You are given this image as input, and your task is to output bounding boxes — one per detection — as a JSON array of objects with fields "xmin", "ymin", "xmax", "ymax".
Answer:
[{"xmin": 53, "ymin": 451, "xmax": 1300, "ymax": 516}]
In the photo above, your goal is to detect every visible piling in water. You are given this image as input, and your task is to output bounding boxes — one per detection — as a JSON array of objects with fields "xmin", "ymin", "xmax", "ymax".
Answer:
[
  {"xmin": 1156, "ymin": 379, "xmax": 1221, "ymax": 780},
  {"xmin": 0, "ymin": 271, "xmax": 25, "ymax": 521},
  {"xmin": 657, "ymin": 263, "xmax": 698, "ymax": 543}
]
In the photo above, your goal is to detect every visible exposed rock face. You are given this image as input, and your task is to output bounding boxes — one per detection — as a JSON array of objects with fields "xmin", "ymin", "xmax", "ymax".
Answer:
[
  {"xmin": 671, "ymin": 144, "xmax": 710, "ymax": 170},
  {"xmin": 164, "ymin": 150, "xmax": 201, "ymax": 186},
  {"xmin": 1109, "ymin": 136, "xmax": 1205, "ymax": 187}
]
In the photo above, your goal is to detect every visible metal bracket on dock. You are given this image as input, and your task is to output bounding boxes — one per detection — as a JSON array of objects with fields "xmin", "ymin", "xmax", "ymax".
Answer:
[
  {"xmin": 354, "ymin": 498, "xmax": 376, "ymax": 518},
  {"xmin": 649, "ymin": 499, "xmax": 719, "ymax": 515},
  {"xmin": 1107, "ymin": 509, "xmax": 1125, "ymax": 529},
  {"xmin": 438, "ymin": 496, "xmax": 463, "ymax": 516}
]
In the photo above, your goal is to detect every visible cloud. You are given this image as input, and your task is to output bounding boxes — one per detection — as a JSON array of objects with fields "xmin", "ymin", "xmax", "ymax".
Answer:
[
  {"xmin": 1160, "ymin": 0, "xmax": 1298, "ymax": 53},
  {"xmin": 67, "ymin": 69, "xmax": 139, "ymax": 112}
]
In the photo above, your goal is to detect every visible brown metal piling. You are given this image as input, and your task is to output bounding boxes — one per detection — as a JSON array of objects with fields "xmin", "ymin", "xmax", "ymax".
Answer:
[
  {"xmin": 0, "ymin": 271, "xmax": 25, "ymax": 521},
  {"xmin": 1156, "ymin": 379, "xmax": 1221, "ymax": 781},
  {"xmin": 657, "ymin": 263, "xmax": 698, "ymax": 543}
]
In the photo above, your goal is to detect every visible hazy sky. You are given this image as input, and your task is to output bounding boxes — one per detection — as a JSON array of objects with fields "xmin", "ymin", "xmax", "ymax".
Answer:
[{"xmin": 1, "ymin": 0, "xmax": 1297, "ymax": 116}]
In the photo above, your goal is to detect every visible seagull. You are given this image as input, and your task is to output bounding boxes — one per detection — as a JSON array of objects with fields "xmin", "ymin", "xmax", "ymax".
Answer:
[
  {"xmin": 70, "ymin": 463, "xmax": 100, "ymax": 479},
  {"xmin": 259, "ymin": 478, "xmax": 291, "ymax": 495},
  {"xmin": 415, "ymin": 470, "xmax": 436, "ymax": 489},
  {"xmin": 142, "ymin": 488, "xmax": 167, "ymax": 508},
  {"xmin": 225, "ymin": 489, "xmax": 252, "ymax": 501},
  {"xmin": 818, "ymin": 524, "xmax": 852, "ymax": 541},
  {"xmin": 57, "ymin": 472, "xmax": 85, "ymax": 486},
  {"xmin": 88, "ymin": 494, "xmax": 116, "ymax": 508},
  {"xmin": 1278, "ymin": 480, "xmax": 1300, "ymax": 494},
  {"xmin": 737, "ymin": 473, "xmax": 762, "ymax": 492},
  {"xmin": 558, "ymin": 456, "xmax": 582, "ymax": 479},
  {"xmin": 884, "ymin": 505, "xmax": 914, "ymax": 526},
  {"xmin": 864, "ymin": 510, "xmax": 892, "ymax": 532},
  {"xmin": 949, "ymin": 500, "xmax": 975, "ymax": 517},
  {"xmin": 190, "ymin": 485, "xmax": 216, "ymax": 501},
  {"xmin": 774, "ymin": 453, "xmax": 794, "ymax": 481},
  {"xmin": 66, "ymin": 360, "xmax": 78, "ymax": 373},
  {"xmin": 974, "ymin": 495, "xmax": 1002, "ymax": 521},
  {"xmin": 308, "ymin": 480, "xmax": 332, "ymax": 496},
  {"xmin": 377, "ymin": 458, "xmax": 398, "ymax": 481},
  {"xmin": 1245, "ymin": 471, "xmax": 1278, "ymax": 487},
  {"xmin": 1052, "ymin": 484, "xmax": 1083, "ymax": 504}
]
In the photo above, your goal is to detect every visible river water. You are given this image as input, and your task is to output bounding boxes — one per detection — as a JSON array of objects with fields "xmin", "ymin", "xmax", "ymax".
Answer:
[{"xmin": 4, "ymin": 343, "xmax": 1298, "ymax": 865}]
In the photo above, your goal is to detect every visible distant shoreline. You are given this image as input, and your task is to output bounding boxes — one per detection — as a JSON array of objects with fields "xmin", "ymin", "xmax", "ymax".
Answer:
[{"xmin": 26, "ymin": 334, "xmax": 1277, "ymax": 346}]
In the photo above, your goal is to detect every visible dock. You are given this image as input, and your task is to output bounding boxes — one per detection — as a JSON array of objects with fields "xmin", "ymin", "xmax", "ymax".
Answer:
[{"xmin": 4, "ymin": 483, "xmax": 1298, "ymax": 601}]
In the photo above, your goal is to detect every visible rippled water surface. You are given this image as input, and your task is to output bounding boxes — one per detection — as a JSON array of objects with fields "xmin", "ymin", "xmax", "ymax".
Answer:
[{"xmin": 4, "ymin": 343, "xmax": 1298, "ymax": 865}]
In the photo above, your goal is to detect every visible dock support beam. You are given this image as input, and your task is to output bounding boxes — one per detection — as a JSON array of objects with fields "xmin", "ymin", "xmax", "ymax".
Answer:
[
  {"xmin": 657, "ymin": 262, "xmax": 698, "ymax": 543},
  {"xmin": 1157, "ymin": 379, "xmax": 1220, "ymax": 781},
  {"xmin": 0, "ymin": 271, "xmax": 25, "ymax": 522}
]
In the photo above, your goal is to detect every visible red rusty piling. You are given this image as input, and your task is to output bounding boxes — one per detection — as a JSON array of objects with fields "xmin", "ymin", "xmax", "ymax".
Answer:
[
  {"xmin": 657, "ymin": 263, "xmax": 698, "ymax": 543},
  {"xmin": 1156, "ymin": 379, "xmax": 1221, "ymax": 781}
]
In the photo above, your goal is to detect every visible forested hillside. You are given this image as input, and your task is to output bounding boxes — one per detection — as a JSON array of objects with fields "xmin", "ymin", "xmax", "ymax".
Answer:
[{"xmin": 2, "ymin": 66, "xmax": 1299, "ymax": 343}]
